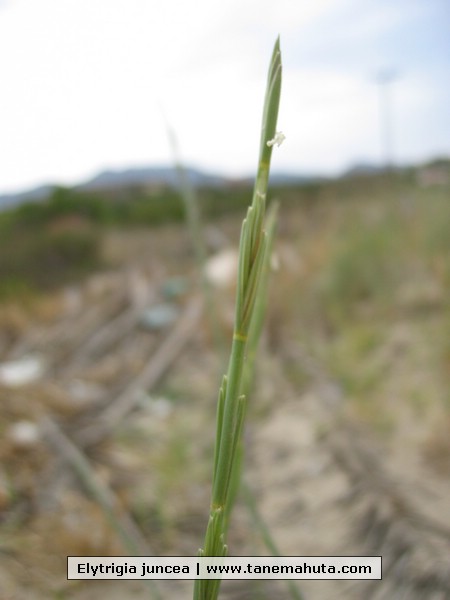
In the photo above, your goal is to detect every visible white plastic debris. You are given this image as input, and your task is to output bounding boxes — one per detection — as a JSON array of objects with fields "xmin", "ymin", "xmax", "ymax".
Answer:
[
  {"xmin": 205, "ymin": 248, "xmax": 239, "ymax": 288},
  {"xmin": 0, "ymin": 355, "xmax": 45, "ymax": 387},
  {"xmin": 8, "ymin": 420, "xmax": 40, "ymax": 448}
]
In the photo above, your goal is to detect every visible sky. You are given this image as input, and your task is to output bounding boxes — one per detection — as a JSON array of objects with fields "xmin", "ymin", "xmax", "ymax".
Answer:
[{"xmin": 0, "ymin": 0, "xmax": 449, "ymax": 194}]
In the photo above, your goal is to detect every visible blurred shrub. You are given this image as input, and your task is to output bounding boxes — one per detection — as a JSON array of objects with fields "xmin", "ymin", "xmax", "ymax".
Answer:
[
  {"xmin": 127, "ymin": 190, "xmax": 185, "ymax": 225},
  {"xmin": 0, "ymin": 217, "xmax": 101, "ymax": 297},
  {"xmin": 318, "ymin": 222, "xmax": 399, "ymax": 322}
]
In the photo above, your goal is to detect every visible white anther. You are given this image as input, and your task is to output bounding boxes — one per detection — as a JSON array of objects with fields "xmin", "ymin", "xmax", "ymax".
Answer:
[{"xmin": 266, "ymin": 131, "xmax": 286, "ymax": 147}]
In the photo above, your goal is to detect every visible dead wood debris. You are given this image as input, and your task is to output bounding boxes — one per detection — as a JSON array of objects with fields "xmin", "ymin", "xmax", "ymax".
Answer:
[
  {"xmin": 0, "ymin": 268, "xmax": 203, "ymax": 596},
  {"xmin": 328, "ymin": 425, "xmax": 450, "ymax": 599},
  {"xmin": 278, "ymin": 340, "xmax": 450, "ymax": 599},
  {"xmin": 1, "ymin": 267, "xmax": 449, "ymax": 599}
]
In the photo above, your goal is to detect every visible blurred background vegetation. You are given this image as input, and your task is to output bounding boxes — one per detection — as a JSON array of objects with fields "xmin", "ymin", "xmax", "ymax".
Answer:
[
  {"xmin": 1, "ymin": 161, "xmax": 448, "ymax": 300},
  {"xmin": 0, "ymin": 161, "xmax": 449, "ymax": 599}
]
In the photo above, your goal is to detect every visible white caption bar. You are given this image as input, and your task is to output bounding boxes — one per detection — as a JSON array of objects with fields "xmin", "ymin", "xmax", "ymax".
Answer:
[{"xmin": 68, "ymin": 556, "xmax": 382, "ymax": 580}]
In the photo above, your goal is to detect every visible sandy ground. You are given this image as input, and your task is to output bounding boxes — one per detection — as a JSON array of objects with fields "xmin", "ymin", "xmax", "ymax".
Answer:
[{"xmin": 0, "ymin": 218, "xmax": 449, "ymax": 600}]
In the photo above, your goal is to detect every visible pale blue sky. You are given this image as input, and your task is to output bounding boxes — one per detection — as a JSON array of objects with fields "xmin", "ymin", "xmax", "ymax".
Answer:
[{"xmin": 0, "ymin": 0, "xmax": 449, "ymax": 194}]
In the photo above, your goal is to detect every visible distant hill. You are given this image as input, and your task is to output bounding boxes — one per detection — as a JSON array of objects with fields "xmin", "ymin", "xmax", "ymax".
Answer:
[
  {"xmin": 0, "ymin": 165, "xmax": 319, "ymax": 211},
  {"xmin": 0, "ymin": 166, "xmax": 227, "ymax": 211},
  {"xmin": 1, "ymin": 157, "xmax": 449, "ymax": 211},
  {"xmin": 0, "ymin": 184, "xmax": 55, "ymax": 210},
  {"xmin": 269, "ymin": 172, "xmax": 325, "ymax": 185},
  {"xmin": 342, "ymin": 157, "xmax": 450, "ymax": 180},
  {"xmin": 341, "ymin": 162, "xmax": 384, "ymax": 177},
  {"xmin": 78, "ymin": 165, "xmax": 228, "ymax": 191}
]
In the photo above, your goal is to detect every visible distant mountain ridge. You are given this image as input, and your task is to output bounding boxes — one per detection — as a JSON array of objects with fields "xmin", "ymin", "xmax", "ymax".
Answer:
[
  {"xmin": 0, "ymin": 165, "xmax": 317, "ymax": 210},
  {"xmin": 79, "ymin": 165, "xmax": 228, "ymax": 190},
  {"xmin": 0, "ymin": 184, "xmax": 55, "ymax": 210},
  {"xmin": 4, "ymin": 157, "xmax": 448, "ymax": 211}
]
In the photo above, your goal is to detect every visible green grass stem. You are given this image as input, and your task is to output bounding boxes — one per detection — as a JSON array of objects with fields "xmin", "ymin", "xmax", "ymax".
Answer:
[
  {"xmin": 164, "ymin": 120, "xmax": 226, "ymax": 362},
  {"xmin": 194, "ymin": 37, "xmax": 283, "ymax": 600}
]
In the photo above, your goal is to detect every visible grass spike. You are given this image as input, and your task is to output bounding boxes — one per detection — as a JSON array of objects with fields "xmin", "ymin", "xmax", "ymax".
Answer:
[{"xmin": 194, "ymin": 37, "xmax": 283, "ymax": 600}]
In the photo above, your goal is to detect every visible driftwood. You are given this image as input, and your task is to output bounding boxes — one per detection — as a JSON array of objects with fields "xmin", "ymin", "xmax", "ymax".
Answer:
[
  {"xmin": 281, "ymin": 340, "xmax": 450, "ymax": 599},
  {"xmin": 9, "ymin": 286, "xmax": 128, "ymax": 368},
  {"xmin": 326, "ymin": 420, "xmax": 450, "ymax": 599},
  {"xmin": 60, "ymin": 271, "xmax": 157, "ymax": 372},
  {"xmin": 40, "ymin": 415, "xmax": 151, "ymax": 556},
  {"xmin": 329, "ymin": 423, "xmax": 450, "ymax": 542},
  {"xmin": 61, "ymin": 301, "xmax": 152, "ymax": 373},
  {"xmin": 76, "ymin": 295, "xmax": 203, "ymax": 448}
]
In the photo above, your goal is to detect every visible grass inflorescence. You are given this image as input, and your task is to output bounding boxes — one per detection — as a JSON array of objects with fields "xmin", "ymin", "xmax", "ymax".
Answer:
[{"xmin": 194, "ymin": 37, "xmax": 283, "ymax": 600}]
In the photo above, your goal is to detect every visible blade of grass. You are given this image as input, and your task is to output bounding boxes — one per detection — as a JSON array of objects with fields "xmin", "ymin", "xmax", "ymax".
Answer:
[
  {"xmin": 164, "ymin": 118, "xmax": 226, "ymax": 363},
  {"xmin": 41, "ymin": 416, "xmax": 162, "ymax": 600},
  {"xmin": 195, "ymin": 36, "xmax": 284, "ymax": 600},
  {"xmin": 225, "ymin": 201, "xmax": 279, "ymax": 522},
  {"xmin": 230, "ymin": 202, "xmax": 306, "ymax": 600}
]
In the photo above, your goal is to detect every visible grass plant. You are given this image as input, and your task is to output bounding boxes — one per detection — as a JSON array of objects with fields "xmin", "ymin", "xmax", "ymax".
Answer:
[
  {"xmin": 164, "ymin": 117, "xmax": 226, "ymax": 363},
  {"xmin": 194, "ymin": 37, "xmax": 283, "ymax": 600}
]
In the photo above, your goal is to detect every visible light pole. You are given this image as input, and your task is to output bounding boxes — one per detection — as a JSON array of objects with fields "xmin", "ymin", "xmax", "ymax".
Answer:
[{"xmin": 375, "ymin": 70, "xmax": 398, "ymax": 172}]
